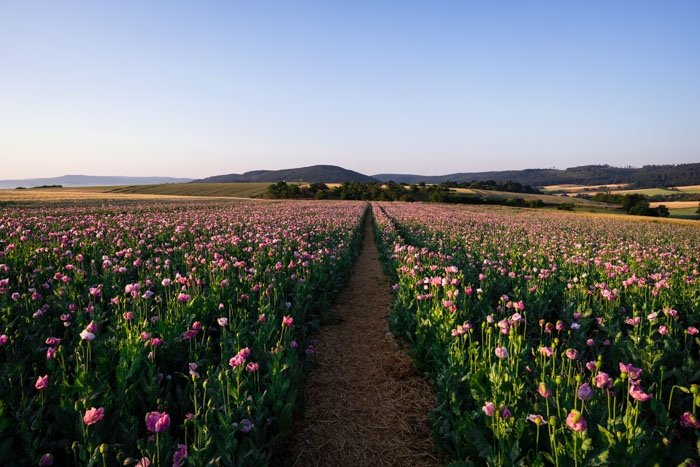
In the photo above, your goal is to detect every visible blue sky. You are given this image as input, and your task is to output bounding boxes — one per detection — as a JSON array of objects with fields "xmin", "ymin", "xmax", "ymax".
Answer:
[{"xmin": 1, "ymin": 1, "xmax": 699, "ymax": 179}]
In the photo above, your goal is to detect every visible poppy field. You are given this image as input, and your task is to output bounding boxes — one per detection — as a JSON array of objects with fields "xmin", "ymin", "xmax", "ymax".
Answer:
[
  {"xmin": 374, "ymin": 203, "xmax": 700, "ymax": 466},
  {"xmin": 0, "ymin": 200, "xmax": 366, "ymax": 466}
]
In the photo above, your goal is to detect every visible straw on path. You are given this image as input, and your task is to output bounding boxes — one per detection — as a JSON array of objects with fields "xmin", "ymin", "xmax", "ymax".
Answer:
[{"xmin": 285, "ymin": 209, "xmax": 442, "ymax": 467}]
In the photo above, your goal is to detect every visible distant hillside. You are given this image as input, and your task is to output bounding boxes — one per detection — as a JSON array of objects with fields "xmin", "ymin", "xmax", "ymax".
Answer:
[
  {"xmin": 193, "ymin": 165, "xmax": 377, "ymax": 183},
  {"xmin": 0, "ymin": 175, "xmax": 193, "ymax": 189},
  {"xmin": 373, "ymin": 163, "xmax": 700, "ymax": 188}
]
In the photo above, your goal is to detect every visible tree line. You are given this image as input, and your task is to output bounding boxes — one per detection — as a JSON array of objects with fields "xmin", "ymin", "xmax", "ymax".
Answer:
[
  {"xmin": 590, "ymin": 193, "xmax": 669, "ymax": 217},
  {"xmin": 265, "ymin": 180, "xmax": 543, "ymax": 204}
]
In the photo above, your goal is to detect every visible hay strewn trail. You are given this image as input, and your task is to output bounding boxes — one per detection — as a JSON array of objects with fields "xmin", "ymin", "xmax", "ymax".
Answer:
[{"xmin": 285, "ymin": 212, "xmax": 442, "ymax": 467}]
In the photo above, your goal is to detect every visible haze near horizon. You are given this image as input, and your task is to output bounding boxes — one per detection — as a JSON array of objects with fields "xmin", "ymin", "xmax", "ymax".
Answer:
[{"xmin": 2, "ymin": 1, "xmax": 699, "ymax": 180}]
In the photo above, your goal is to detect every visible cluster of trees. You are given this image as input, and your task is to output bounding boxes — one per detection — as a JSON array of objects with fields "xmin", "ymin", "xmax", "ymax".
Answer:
[
  {"xmin": 645, "ymin": 192, "xmax": 700, "ymax": 203},
  {"xmin": 590, "ymin": 193, "xmax": 669, "ymax": 217},
  {"xmin": 14, "ymin": 185, "xmax": 63, "ymax": 190},
  {"xmin": 265, "ymin": 180, "xmax": 541, "ymax": 203},
  {"xmin": 265, "ymin": 181, "xmax": 331, "ymax": 199},
  {"xmin": 266, "ymin": 181, "xmax": 430, "ymax": 201},
  {"xmin": 439, "ymin": 180, "xmax": 542, "ymax": 194},
  {"xmin": 265, "ymin": 181, "xmax": 546, "ymax": 208}
]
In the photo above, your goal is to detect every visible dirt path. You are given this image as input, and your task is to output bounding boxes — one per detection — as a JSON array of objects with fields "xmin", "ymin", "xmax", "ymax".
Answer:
[{"xmin": 285, "ymin": 210, "xmax": 442, "ymax": 467}]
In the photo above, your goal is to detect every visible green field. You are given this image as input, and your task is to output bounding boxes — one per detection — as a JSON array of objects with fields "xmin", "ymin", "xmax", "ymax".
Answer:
[
  {"xmin": 669, "ymin": 207, "xmax": 700, "ymax": 220},
  {"xmin": 464, "ymin": 188, "xmax": 616, "ymax": 208},
  {"xmin": 109, "ymin": 182, "xmax": 271, "ymax": 198}
]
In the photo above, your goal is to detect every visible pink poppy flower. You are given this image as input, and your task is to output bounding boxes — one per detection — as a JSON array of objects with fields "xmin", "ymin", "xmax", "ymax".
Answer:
[
  {"xmin": 566, "ymin": 409, "xmax": 587, "ymax": 432},
  {"xmin": 527, "ymin": 414, "xmax": 547, "ymax": 426},
  {"xmin": 482, "ymin": 401, "xmax": 496, "ymax": 416},
  {"xmin": 538, "ymin": 382, "xmax": 552, "ymax": 398},
  {"xmin": 595, "ymin": 371, "xmax": 612, "ymax": 389},
  {"xmin": 680, "ymin": 412, "xmax": 700, "ymax": 428},
  {"xmin": 145, "ymin": 411, "xmax": 170, "ymax": 433},
  {"xmin": 619, "ymin": 362, "xmax": 642, "ymax": 381},
  {"xmin": 79, "ymin": 330, "xmax": 95, "ymax": 341},
  {"xmin": 629, "ymin": 382, "xmax": 653, "ymax": 402},
  {"xmin": 494, "ymin": 347, "xmax": 508, "ymax": 359},
  {"xmin": 35, "ymin": 375, "xmax": 49, "ymax": 390},
  {"xmin": 83, "ymin": 407, "xmax": 104, "ymax": 426},
  {"xmin": 173, "ymin": 444, "xmax": 188, "ymax": 467},
  {"xmin": 229, "ymin": 354, "xmax": 245, "ymax": 367}
]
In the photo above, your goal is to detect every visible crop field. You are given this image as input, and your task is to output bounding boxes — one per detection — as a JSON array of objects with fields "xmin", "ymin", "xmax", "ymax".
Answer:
[
  {"xmin": 461, "ymin": 189, "xmax": 613, "ymax": 208},
  {"xmin": 0, "ymin": 187, "xmax": 184, "ymax": 206},
  {"xmin": 543, "ymin": 185, "xmax": 700, "ymax": 197},
  {"xmin": 647, "ymin": 202, "xmax": 700, "ymax": 221},
  {"xmin": 542, "ymin": 184, "xmax": 630, "ymax": 194},
  {"xmin": 2, "ymin": 194, "xmax": 699, "ymax": 466},
  {"xmin": 373, "ymin": 202, "xmax": 700, "ymax": 466},
  {"xmin": 110, "ymin": 183, "xmax": 272, "ymax": 199},
  {"xmin": 0, "ymin": 199, "xmax": 366, "ymax": 465},
  {"xmin": 609, "ymin": 187, "xmax": 700, "ymax": 197}
]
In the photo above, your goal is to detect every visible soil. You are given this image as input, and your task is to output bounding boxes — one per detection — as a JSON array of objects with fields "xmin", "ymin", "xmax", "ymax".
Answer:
[{"xmin": 284, "ymin": 211, "xmax": 443, "ymax": 467}]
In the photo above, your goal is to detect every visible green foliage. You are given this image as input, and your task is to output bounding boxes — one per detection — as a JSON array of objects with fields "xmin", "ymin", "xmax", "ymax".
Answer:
[
  {"xmin": 374, "ymin": 202, "xmax": 700, "ymax": 466},
  {"xmin": 0, "ymin": 200, "xmax": 367, "ymax": 465}
]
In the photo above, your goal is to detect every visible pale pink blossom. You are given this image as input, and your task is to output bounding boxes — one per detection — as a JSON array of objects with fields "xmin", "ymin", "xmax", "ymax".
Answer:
[
  {"xmin": 527, "ymin": 414, "xmax": 547, "ymax": 426},
  {"xmin": 79, "ymin": 330, "xmax": 95, "ymax": 341},
  {"xmin": 35, "ymin": 375, "xmax": 49, "ymax": 390},
  {"xmin": 482, "ymin": 401, "xmax": 496, "ymax": 416},
  {"xmin": 629, "ymin": 382, "xmax": 653, "ymax": 402},
  {"xmin": 83, "ymin": 407, "xmax": 104, "ymax": 426},
  {"xmin": 595, "ymin": 371, "xmax": 612, "ymax": 389},
  {"xmin": 566, "ymin": 409, "xmax": 587, "ymax": 432},
  {"xmin": 229, "ymin": 354, "xmax": 245, "ymax": 367}
]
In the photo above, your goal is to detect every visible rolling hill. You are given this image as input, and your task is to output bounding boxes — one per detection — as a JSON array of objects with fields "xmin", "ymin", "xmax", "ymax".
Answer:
[
  {"xmin": 373, "ymin": 163, "xmax": 700, "ymax": 188},
  {"xmin": 5, "ymin": 163, "xmax": 700, "ymax": 191},
  {"xmin": 191, "ymin": 165, "xmax": 377, "ymax": 183}
]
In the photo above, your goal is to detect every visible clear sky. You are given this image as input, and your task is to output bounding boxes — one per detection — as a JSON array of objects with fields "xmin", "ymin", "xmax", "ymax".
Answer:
[{"xmin": 2, "ymin": 1, "xmax": 699, "ymax": 179}]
